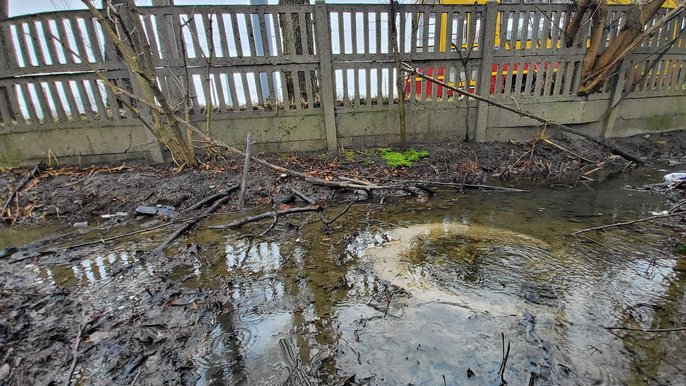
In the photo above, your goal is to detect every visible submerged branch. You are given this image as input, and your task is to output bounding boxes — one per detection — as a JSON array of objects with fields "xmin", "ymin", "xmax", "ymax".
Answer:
[{"xmin": 572, "ymin": 210, "xmax": 686, "ymax": 235}]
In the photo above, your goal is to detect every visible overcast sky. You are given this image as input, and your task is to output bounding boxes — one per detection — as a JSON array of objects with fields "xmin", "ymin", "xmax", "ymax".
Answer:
[{"xmin": 9, "ymin": 0, "xmax": 402, "ymax": 17}]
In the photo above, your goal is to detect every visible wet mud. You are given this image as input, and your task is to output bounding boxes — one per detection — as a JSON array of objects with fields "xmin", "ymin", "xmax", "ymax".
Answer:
[{"xmin": 2, "ymin": 131, "xmax": 686, "ymax": 385}]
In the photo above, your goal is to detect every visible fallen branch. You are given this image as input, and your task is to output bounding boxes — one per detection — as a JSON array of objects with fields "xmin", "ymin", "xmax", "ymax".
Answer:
[
  {"xmin": 290, "ymin": 188, "xmax": 316, "ymax": 205},
  {"xmin": 601, "ymin": 325, "xmax": 686, "ymax": 333},
  {"xmin": 395, "ymin": 180, "xmax": 528, "ymax": 193},
  {"xmin": 2, "ymin": 161, "xmax": 43, "ymax": 222},
  {"xmin": 572, "ymin": 210, "xmax": 686, "ymax": 235},
  {"xmin": 542, "ymin": 138, "xmax": 597, "ymax": 164},
  {"xmin": 184, "ymin": 184, "xmax": 240, "ymax": 213},
  {"xmin": 209, "ymin": 205, "xmax": 322, "ymax": 229},
  {"xmin": 155, "ymin": 192, "xmax": 235, "ymax": 252},
  {"xmin": 401, "ymin": 63, "xmax": 643, "ymax": 165}
]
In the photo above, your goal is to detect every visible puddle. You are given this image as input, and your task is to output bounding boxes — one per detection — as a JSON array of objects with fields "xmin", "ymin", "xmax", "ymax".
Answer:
[{"xmin": 9, "ymin": 167, "xmax": 686, "ymax": 385}]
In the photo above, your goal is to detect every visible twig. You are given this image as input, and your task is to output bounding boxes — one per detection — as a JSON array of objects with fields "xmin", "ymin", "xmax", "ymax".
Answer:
[
  {"xmin": 155, "ymin": 194, "xmax": 234, "ymax": 252},
  {"xmin": 184, "ymin": 184, "xmax": 240, "ymax": 213},
  {"xmin": 572, "ymin": 210, "xmax": 686, "ymax": 235},
  {"xmin": 2, "ymin": 161, "xmax": 43, "ymax": 222},
  {"xmin": 209, "ymin": 205, "xmax": 322, "ymax": 229},
  {"xmin": 36, "ymin": 222, "xmax": 177, "ymax": 254},
  {"xmin": 542, "ymin": 138, "xmax": 597, "ymax": 164},
  {"xmin": 497, "ymin": 332, "xmax": 511, "ymax": 386},
  {"xmin": 600, "ymin": 325, "xmax": 686, "ymax": 332},
  {"xmin": 401, "ymin": 63, "xmax": 643, "ymax": 164},
  {"xmin": 290, "ymin": 188, "xmax": 316, "ymax": 205},
  {"xmin": 320, "ymin": 200, "xmax": 356, "ymax": 225},
  {"xmin": 396, "ymin": 180, "xmax": 528, "ymax": 192},
  {"xmin": 238, "ymin": 133, "xmax": 253, "ymax": 210},
  {"xmin": 64, "ymin": 316, "xmax": 98, "ymax": 386},
  {"xmin": 669, "ymin": 199, "xmax": 686, "ymax": 213}
]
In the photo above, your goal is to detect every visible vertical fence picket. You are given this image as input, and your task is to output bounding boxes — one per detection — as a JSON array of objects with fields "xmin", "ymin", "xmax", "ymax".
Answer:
[{"xmin": 63, "ymin": 80, "xmax": 80, "ymax": 120}]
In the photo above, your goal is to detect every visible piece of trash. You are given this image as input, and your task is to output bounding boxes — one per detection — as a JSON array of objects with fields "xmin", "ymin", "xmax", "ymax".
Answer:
[
  {"xmin": 650, "ymin": 210, "xmax": 669, "ymax": 216},
  {"xmin": 135, "ymin": 205, "xmax": 177, "ymax": 218},
  {"xmin": 101, "ymin": 211, "xmax": 128, "ymax": 219},
  {"xmin": 73, "ymin": 222, "xmax": 88, "ymax": 228},
  {"xmin": 664, "ymin": 173, "xmax": 686, "ymax": 183}
]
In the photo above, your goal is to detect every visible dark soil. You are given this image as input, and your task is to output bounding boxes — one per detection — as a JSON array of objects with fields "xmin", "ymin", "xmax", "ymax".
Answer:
[
  {"xmin": 1, "ymin": 130, "xmax": 686, "ymax": 386},
  {"xmin": 2, "ymin": 130, "xmax": 685, "ymax": 225}
]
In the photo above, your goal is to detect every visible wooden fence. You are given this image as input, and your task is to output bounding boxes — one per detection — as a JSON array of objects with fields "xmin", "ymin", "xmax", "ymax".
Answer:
[{"xmin": 0, "ymin": 0, "xmax": 685, "ymax": 159}]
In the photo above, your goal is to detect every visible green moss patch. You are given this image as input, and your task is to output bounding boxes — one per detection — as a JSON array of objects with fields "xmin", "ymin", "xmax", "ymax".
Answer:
[{"xmin": 378, "ymin": 148, "xmax": 429, "ymax": 168}]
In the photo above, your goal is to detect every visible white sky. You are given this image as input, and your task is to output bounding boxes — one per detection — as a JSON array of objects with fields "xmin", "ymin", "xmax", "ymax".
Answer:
[{"xmin": 10, "ymin": 0, "xmax": 403, "ymax": 17}]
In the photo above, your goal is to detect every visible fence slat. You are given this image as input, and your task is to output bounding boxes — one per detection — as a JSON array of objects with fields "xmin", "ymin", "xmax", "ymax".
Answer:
[
  {"xmin": 258, "ymin": 10, "xmax": 270, "ymax": 57},
  {"xmin": 8, "ymin": 85, "xmax": 25, "ymax": 126},
  {"xmin": 245, "ymin": 11, "xmax": 257, "ymax": 57},
  {"xmin": 82, "ymin": 16, "xmax": 103, "ymax": 63},
  {"xmin": 229, "ymin": 12, "xmax": 244, "ymax": 57},
  {"xmin": 19, "ymin": 83, "xmax": 39, "ymax": 124},
  {"xmin": 143, "ymin": 14, "xmax": 161, "ymax": 61},
  {"xmin": 69, "ymin": 17, "xmax": 90, "ymax": 64},
  {"xmin": 27, "ymin": 21, "xmax": 47, "ymax": 66},
  {"xmin": 0, "ymin": 88, "xmax": 12, "ymax": 124},
  {"xmin": 216, "ymin": 13, "xmax": 230, "ymax": 58},
  {"xmin": 47, "ymin": 81, "xmax": 67, "ymax": 122},
  {"xmin": 62, "ymin": 80, "xmax": 80, "ymax": 120},
  {"xmin": 213, "ymin": 72, "xmax": 227, "ymax": 112},
  {"xmin": 89, "ymin": 79, "xmax": 108, "ymax": 120}
]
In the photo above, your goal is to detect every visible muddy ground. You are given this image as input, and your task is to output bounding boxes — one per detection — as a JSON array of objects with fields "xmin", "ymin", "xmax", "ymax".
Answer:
[
  {"xmin": 2, "ymin": 130, "xmax": 686, "ymax": 224},
  {"xmin": 1, "ymin": 130, "xmax": 686, "ymax": 385}
]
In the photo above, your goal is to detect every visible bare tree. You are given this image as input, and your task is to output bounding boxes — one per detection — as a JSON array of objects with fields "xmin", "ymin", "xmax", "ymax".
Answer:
[
  {"xmin": 567, "ymin": 0, "xmax": 684, "ymax": 95},
  {"xmin": 85, "ymin": 0, "xmax": 196, "ymax": 166}
]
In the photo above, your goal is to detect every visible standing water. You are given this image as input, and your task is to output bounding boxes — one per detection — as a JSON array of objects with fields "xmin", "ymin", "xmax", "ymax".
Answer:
[{"xmin": 24, "ymin": 167, "xmax": 686, "ymax": 385}]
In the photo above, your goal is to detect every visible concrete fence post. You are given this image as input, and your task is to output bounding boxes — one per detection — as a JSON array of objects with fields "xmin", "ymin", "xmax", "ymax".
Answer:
[
  {"xmin": 475, "ymin": 0, "xmax": 497, "ymax": 142},
  {"xmin": 314, "ymin": 0, "xmax": 338, "ymax": 152},
  {"xmin": 0, "ymin": 0, "xmax": 16, "ymax": 124},
  {"xmin": 602, "ymin": 59, "xmax": 630, "ymax": 138}
]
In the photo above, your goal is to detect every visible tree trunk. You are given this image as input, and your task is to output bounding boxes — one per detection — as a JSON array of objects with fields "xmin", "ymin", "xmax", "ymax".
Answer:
[
  {"xmin": 568, "ymin": 0, "xmax": 669, "ymax": 95},
  {"xmin": 88, "ymin": 0, "xmax": 196, "ymax": 166}
]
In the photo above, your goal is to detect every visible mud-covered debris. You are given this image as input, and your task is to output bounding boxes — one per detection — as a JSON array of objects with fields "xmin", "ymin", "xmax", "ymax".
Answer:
[{"xmin": 135, "ymin": 205, "xmax": 177, "ymax": 218}]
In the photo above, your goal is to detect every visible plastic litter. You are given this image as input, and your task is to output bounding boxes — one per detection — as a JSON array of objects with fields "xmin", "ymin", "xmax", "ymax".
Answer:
[{"xmin": 664, "ymin": 173, "xmax": 686, "ymax": 183}]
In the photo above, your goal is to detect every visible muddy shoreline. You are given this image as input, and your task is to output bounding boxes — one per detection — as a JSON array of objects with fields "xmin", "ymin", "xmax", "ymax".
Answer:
[
  {"xmin": 2, "ymin": 131, "xmax": 686, "ymax": 386},
  {"xmin": 2, "ymin": 130, "xmax": 686, "ymax": 225}
]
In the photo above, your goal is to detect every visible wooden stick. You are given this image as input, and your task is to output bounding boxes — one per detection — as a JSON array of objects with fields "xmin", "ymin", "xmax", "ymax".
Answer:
[
  {"xmin": 542, "ymin": 138, "xmax": 597, "ymax": 164},
  {"xmin": 155, "ymin": 194, "xmax": 234, "ymax": 252},
  {"xmin": 572, "ymin": 211, "xmax": 686, "ymax": 235},
  {"xmin": 64, "ymin": 316, "xmax": 98, "ymax": 386},
  {"xmin": 320, "ymin": 200, "xmax": 356, "ymax": 225},
  {"xmin": 290, "ymin": 188, "xmax": 316, "ymax": 205},
  {"xmin": 395, "ymin": 180, "xmax": 528, "ymax": 192},
  {"xmin": 601, "ymin": 325, "xmax": 686, "ymax": 333},
  {"xmin": 209, "ymin": 205, "xmax": 322, "ymax": 229},
  {"xmin": 238, "ymin": 133, "xmax": 253, "ymax": 210},
  {"xmin": 401, "ymin": 63, "xmax": 643, "ymax": 164},
  {"xmin": 184, "ymin": 184, "xmax": 240, "ymax": 213}
]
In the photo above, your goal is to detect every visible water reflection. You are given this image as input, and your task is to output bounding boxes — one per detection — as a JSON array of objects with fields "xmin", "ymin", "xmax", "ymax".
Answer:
[{"xmin": 36, "ymin": 250, "xmax": 137, "ymax": 288}]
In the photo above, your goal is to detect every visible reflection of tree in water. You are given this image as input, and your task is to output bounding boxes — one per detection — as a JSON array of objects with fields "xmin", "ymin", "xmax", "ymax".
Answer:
[{"xmin": 621, "ymin": 267, "xmax": 686, "ymax": 384}]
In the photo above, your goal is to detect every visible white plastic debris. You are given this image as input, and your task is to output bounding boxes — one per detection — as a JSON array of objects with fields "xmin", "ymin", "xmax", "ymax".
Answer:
[{"xmin": 664, "ymin": 173, "xmax": 686, "ymax": 183}]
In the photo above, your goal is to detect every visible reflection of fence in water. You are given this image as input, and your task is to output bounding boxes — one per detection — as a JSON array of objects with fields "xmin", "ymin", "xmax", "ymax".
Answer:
[{"xmin": 36, "ymin": 250, "xmax": 142, "ymax": 287}]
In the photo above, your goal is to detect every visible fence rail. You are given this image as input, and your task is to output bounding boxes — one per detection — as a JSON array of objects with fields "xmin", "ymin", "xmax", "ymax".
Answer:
[{"xmin": 0, "ymin": 1, "xmax": 685, "ymax": 153}]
